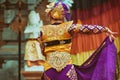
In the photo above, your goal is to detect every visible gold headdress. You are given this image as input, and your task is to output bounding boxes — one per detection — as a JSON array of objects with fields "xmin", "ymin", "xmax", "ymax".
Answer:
[{"xmin": 45, "ymin": 0, "xmax": 74, "ymax": 21}]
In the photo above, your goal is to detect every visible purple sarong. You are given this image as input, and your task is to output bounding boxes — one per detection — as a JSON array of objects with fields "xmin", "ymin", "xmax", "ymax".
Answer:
[{"xmin": 42, "ymin": 37, "xmax": 117, "ymax": 80}]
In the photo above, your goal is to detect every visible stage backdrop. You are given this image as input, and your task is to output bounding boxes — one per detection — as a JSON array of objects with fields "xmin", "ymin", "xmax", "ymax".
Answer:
[
  {"xmin": 71, "ymin": 0, "xmax": 120, "ymax": 54},
  {"xmin": 70, "ymin": 1, "xmax": 120, "ymax": 79}
]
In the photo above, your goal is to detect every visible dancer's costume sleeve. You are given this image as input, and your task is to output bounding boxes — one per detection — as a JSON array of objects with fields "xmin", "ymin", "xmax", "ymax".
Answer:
[{"xmin": 68, "ymin": 24, "xmax": 107, "ymax": 34}]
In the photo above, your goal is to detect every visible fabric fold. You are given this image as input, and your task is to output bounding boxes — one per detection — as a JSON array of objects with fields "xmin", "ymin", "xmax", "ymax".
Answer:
[
  {"xmin": 42, "ymin": 36, "xmax": 117, "ymax": 80},
  {"xmin": 74, "ymin": 36, "xmax": 117, "ymax": 80}
]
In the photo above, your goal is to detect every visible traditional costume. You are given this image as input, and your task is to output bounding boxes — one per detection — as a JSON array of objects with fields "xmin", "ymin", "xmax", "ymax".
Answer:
[{"xmin": 40, "ymin": 0, "xmax": 117, "ymax": 79}]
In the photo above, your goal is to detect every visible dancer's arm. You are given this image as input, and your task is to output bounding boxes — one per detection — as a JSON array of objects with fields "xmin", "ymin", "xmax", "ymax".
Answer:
[{"xmin": 68, "ymin": 24, "xmax": 108, "ymax": 34}]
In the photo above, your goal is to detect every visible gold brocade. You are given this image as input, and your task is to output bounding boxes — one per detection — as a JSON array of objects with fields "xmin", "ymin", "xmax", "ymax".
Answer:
[
  {"xmin": 41, "ymin": 21, "xmax": 73, "ymax": 54},
  {"xmin": 43, "ymin": 45, "xmax": 72, "ymax": 71},
  {"xmin": 41, "ymin": 21, "xmax": 73, "ymax": 71},
  {"xmin": 47, "ymin": 51, "xmax": 71, "ymax": 71},
  {"xmin": 41, "ymin": 21, "xmax": 73, "ymax": 42},
  {"xmin": 44, "ymin": 43, "xmax": 71, "ymax": 55},
  {"xmin": 50, "ymin": 4, "xmax": 64, "ymax": 19}
]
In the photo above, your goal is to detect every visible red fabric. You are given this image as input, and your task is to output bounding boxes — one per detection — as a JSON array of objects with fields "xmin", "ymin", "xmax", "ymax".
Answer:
[{"xmin": 71, "ymin": 0, "xmax": 120, "ymax": 54}]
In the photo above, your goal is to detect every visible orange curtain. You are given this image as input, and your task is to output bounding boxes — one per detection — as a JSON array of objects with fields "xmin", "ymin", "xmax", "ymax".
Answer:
[{"xmin": 71, "ymin": 0, "xmax": 120, "ymax": 54}]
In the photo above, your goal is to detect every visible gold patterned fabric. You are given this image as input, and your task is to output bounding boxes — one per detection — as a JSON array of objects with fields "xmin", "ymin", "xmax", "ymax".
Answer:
[
  {"xmin": 41, "ymin": 21, "xmax": 73, "ymax": 71},
  {"xmin": 41, "ymin": 21, "xmax": 73, "ymax": 42},
  {"xmin": 50, "ymin": 4, "xmax": 64, "ymax": 20},
  {"xmin": 48, "ymin": 51, "xmax": 71, "ymax": 71},
  {"xmin": 41, "ymin": 21, "xmax": 73, "ymax": 55}
]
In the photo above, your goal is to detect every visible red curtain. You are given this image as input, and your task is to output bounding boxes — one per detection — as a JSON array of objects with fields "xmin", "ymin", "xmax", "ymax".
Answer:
[{"xmin": 71, "ymin": 0, "xmax": 120, "ymax": 54}]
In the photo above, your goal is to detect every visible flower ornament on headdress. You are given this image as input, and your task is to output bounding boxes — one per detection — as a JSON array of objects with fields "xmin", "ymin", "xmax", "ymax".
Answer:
[{"xmin": 45, "ymin": 0, "xmax": 74, "ymax": 21}]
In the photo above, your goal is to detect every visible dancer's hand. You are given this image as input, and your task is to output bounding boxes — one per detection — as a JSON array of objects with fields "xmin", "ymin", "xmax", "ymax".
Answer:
[{"xmin": 105, "ymin": 27, "xmax": 118, "ymax": 41}]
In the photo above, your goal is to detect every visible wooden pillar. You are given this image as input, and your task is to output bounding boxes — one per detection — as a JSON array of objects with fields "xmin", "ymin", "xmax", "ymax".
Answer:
[
  {"xmin": 18, "ymin": 0, "xmax": 22, "ymax": 80},
  {"xmin": 21, "ymin": 71, "xmax": 43, "ymax": 80}
]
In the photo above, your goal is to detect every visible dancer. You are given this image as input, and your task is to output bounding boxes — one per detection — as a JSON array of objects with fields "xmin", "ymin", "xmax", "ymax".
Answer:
[{"xmin": 40, "ymin": 0, "xmax": 117, "ymax": 79}]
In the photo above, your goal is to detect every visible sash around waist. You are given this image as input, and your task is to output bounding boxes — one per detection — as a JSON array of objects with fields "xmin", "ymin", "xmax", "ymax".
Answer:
[{"xmin": 43, "ymin": 39, "xmax": 71, "ymax": 47}]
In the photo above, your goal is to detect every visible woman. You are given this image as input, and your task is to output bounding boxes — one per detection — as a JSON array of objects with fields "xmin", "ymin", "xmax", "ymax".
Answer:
[{"xmin": 40, "ymin": 0, "xmax": 117, "ymax": 80}]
